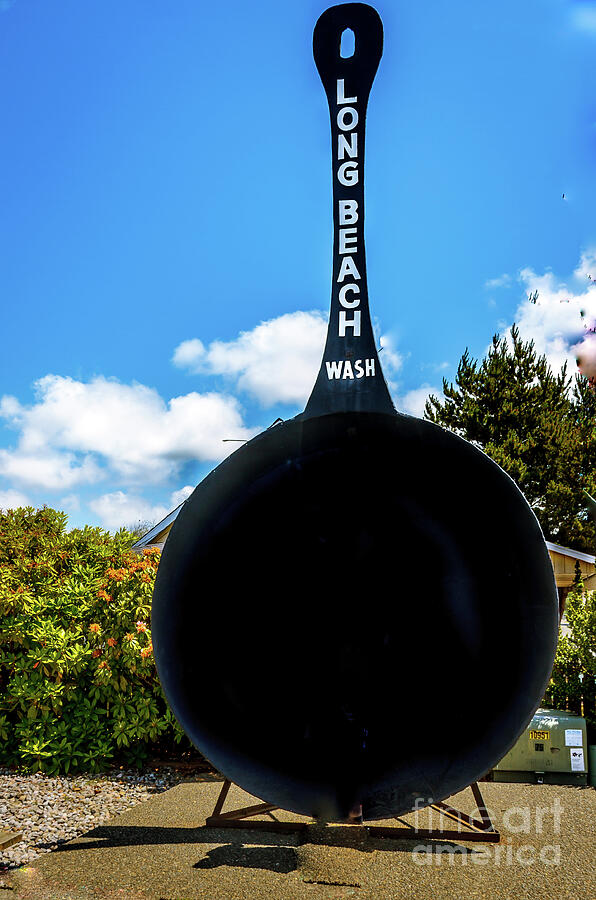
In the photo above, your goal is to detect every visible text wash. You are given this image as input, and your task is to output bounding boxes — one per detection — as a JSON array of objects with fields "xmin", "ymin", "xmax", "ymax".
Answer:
[
  {"xmin": 326, "ymin": 359, "xmax": 376, "ymax": 380},
  {"xmin": 336, "ymin": 79, "xmax": 360, "ymax": 340}
]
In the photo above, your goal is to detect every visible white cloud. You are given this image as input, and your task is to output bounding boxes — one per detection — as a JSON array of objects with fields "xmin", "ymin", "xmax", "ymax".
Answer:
[
  {"xmin": 0, "ymin": 488, "xmax": 29, "ymax": 511},
  {"xmin": 170, "ymin": 484, "xmax": 194, "ymax": 507},
  {"xmin": 506, "ymin": 248, "xmax": 596, "ymax": 377},
  {"xmin": 421, "ymin": 360, "xmax": 450, "ymax": 372},
  {"xmin": 378, "ymin": 333, "xmax": 404, "ymax": 376},
  {"xmin": 0, "ymin": 375, "xmax": 255, "ymax": 491},
  {"xmin": 173, "ymin": 310, "xmax": 405, "ymax": 408},
  {"xmin": 573, "ymin": 246, "xmax": 596, "ymax": 281},
  {"xmin": 484, "ymin": 274, "xmax": 511, "ymax": 289},
  {"xmin": 59, "ymin": 493, "xmax": 81, "ymax": 512},
  {"xmin": 89, "ymin": 491, "xmax": 169, "ymax": 531},
  {"xmin": 571, "ymin": 3, "xmax": 596, "ymax": 32},
  {"xmin": 172, "ymin": 338, "xmax": 205, "ymax": 369},
  {"xmin": 0, "ymin": 396, "xmax": 21, "ymax": 417},
  {"xmin": 0, "ymin": 313, "xmax": 406, "ymax": 502},
  {"xmin": 173, "ymin": 311, "xmax": 328, "ymax": 406},
  {"xmin": 89, "ymin": 484, "xmax": 196, "ymax": 530},
  {"xmin": 0, "ymin": 448, "xmax": 101, "ymax": 491},
  {"xmin": 397, "ymin": 384, "xmax": 439, "ymax": 418}
]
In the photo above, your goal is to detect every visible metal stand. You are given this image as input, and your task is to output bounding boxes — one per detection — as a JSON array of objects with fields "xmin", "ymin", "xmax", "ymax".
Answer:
[{"xmin": 206, "ymin": 779, "xmax": 500, "ymax": 842}]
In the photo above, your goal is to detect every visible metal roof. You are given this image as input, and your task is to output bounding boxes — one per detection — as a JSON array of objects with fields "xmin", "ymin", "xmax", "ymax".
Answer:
[
  {"xmin": 545, "ymin": 541, "xmax": 595, "ymax": 565},
  {"xmin": 131, "ymin": 502, "xmax": 186, "ymax": 550}
]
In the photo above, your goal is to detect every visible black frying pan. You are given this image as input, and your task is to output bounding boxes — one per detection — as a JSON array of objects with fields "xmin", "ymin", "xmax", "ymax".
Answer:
[{"xmin": 152, "ymin": 3, "xmax": 558, "ymax": 822}]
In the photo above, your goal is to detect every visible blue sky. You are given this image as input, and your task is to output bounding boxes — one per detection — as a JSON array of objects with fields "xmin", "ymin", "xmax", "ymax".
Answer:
[{"xmin": 1, "ymin": 0, "xmax": 596, "ymax": 530}]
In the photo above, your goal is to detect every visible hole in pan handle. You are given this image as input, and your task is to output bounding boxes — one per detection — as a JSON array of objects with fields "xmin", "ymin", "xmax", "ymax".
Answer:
[{"xmin": 340, "ymin": 27, "xmax": 356, "ymax": 58}]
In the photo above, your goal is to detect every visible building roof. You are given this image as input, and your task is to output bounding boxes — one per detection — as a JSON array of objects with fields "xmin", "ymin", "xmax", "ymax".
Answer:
[
  {"xmin": 545, "ymin": 541, "xmax": 595, "ymax": 565},
  {"xmin": 131, "ymin": 502, "xmax": 186, "ymax": 550}
]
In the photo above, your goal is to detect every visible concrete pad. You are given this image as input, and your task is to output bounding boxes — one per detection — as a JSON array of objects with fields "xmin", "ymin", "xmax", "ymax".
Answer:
[{"xmin": 7, "ymin": 779, "xmax": 596, "ymax": 900}]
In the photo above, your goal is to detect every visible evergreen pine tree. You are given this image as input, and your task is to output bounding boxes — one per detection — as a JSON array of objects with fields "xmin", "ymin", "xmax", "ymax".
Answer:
[{"xmin": 424, "ymin": 325, "xmax": 596, "ymax": 552}]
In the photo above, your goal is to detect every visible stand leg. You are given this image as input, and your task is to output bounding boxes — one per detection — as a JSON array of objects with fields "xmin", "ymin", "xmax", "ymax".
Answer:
[{"xmin": 205, "ymin": 780, "xmax": 304, "ymax": 833}]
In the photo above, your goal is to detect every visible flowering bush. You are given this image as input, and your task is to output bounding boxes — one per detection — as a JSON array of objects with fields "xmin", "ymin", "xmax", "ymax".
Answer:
[{"xmin": 0, "ymin": 506, "xmax": 188, "ymax": 773}]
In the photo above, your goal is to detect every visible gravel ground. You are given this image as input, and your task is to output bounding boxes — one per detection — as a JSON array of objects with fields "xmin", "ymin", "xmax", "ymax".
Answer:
[{"xmin": 0, "ymin": 766, "xmax": 186, "ymax": 872}]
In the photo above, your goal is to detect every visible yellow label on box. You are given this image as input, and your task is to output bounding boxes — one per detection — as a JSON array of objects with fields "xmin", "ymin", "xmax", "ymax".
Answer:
[{"xmin": 529, "ymin": 730, "xmax": 550, "ymax": 741}]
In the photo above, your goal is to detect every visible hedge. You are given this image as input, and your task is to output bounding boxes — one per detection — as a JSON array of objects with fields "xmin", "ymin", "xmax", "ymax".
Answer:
[{"xmin": 0, "ymin": 506, "xmax": 189, "ymax": 773}]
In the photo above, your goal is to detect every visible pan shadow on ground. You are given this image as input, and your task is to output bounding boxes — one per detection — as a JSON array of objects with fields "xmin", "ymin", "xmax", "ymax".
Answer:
[
  {"xmin": 193, "ymin": 843, "xmax": 298, "ymax": 873},
  {"xmin": 51, "ymin": 822, "xmax": 478, "ymax": 874}
]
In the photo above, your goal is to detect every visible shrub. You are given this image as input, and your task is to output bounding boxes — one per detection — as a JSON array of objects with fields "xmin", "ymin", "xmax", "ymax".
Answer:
[
  {"xmin": 0, "ymin": 506, "xmax": 187, "ymax": 773},
  {"xmin": 543, "ymin": 586, "xmax": 596, "ymax": 742}
]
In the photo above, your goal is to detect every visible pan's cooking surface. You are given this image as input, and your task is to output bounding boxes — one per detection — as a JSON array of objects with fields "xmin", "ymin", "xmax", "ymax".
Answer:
[{"xmin": 152, "ymin": 412, "xmax": 558, "ymax": 820}]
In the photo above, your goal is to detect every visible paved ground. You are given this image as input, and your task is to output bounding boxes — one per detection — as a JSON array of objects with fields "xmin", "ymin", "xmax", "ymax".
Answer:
[{"xmin": 5, "ymin": 777, "xmax": 595, "ymax": 899}]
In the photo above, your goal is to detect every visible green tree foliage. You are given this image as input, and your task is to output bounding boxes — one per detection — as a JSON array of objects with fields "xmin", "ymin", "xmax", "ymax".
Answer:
[
  {"xmin": 0, "ymin": 506, "xmax": 186, "ymax": 773},
  {"xmin": 544, "ymin": 587, "xmax": 596, "ymax": 741},
  {"xmin": 424, "ymin": 325, "xmax": 596, "ymax": 552}
]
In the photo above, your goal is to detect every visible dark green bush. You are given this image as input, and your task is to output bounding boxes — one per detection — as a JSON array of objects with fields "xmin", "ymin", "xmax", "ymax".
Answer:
[
  {"xmin": 0, "ymin": 506, "xmax": 188, "ymax": 773},
  {"xmin": 543, "ymin": 586, "xmax": 596, "ymax": 742}
]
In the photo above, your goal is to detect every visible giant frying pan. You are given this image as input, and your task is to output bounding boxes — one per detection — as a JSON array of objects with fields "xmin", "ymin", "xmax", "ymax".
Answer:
[{"xmin": 152, "ymin": 3, "xmax": 558, "ymax": 822}]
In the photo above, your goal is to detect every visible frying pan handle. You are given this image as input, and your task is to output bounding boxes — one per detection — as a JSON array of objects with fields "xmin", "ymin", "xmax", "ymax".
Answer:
[
  {"xmin": 304, "ymin": 4, "xmax": 394, "ymax": 418},
  {"xmin": 313, "ymin": 3, "xmax": 383, "ymax": 102}
]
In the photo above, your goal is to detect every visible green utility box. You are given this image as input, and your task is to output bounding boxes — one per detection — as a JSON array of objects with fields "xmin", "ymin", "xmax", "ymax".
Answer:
[{"xmin": 492, "ymin": 708, "xmax": 588, "ymax": 785}]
